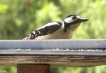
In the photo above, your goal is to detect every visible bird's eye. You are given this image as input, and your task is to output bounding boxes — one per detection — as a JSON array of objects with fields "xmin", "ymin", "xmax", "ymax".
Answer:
[{"xmin": 72, "ymin": 16, "xmax": 76, "ymax": 19}]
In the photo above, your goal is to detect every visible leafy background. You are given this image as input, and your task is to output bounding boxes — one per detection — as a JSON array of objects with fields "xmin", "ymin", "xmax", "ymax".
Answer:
[{"xmin": 0, "ymin": 0, "xmax": 106, "ymax": 73}]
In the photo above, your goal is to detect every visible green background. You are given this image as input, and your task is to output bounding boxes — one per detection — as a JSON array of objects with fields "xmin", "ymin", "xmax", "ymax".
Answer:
[{"xmin": 0, "ymin": 0, "xmax": 106, "ymax": 73}]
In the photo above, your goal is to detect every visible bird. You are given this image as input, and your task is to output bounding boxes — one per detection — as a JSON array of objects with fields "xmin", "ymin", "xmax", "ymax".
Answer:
[{"xmin": 24, "ymin": 14, "xmax": 88, "ymax": 40}]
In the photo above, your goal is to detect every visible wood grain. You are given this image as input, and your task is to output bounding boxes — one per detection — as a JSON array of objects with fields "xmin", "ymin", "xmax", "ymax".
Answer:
[
  {"xmin": 17, "ymin": 64, "xmax": 50, "ymax": 73},
  {"xmin": 0, "ymin": 55, "xmax": 106, "ymax": 67}
]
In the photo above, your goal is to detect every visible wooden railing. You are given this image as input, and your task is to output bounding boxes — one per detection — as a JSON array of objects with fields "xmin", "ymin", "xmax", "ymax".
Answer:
[{"xmin": 0, "ymin": 39, "xmax": 106, "ymax": 73}]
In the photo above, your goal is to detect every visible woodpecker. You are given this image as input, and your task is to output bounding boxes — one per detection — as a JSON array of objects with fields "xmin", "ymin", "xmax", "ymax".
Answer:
[{"xmin": 24, "ymin": 14, "xmax": 88, "ymax": 40}]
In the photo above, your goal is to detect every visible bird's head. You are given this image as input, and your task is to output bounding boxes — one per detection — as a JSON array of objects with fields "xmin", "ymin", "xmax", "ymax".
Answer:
[
  {"xmin": 64, "ymin": 14, "xmax": 88, "ymax": 24},
  {"xmin": 63, "ymin": 14, "xmax": 88, "ymax": 31}
]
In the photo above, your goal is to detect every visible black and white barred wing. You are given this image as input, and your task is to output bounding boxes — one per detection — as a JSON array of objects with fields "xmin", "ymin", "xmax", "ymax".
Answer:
[{"xmin": 23, "ymin": 22, "xmax": 62, "ymax": 40}]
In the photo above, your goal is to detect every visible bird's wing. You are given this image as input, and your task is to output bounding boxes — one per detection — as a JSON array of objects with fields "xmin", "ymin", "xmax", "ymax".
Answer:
[{"xmin": 24, "ymin": 22, "xmax": 62, "ymax": 40}]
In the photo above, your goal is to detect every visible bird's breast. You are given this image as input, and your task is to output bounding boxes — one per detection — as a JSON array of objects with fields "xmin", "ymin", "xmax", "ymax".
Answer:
[{"xmin": 35, "ymin": 28, "xmax": 73, "ymax": 40}]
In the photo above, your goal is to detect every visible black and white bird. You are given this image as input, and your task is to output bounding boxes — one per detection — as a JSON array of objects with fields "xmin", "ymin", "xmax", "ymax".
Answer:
[{"xmin": 24, "ymin": 14, "xmax": 88, "ymax": 40}]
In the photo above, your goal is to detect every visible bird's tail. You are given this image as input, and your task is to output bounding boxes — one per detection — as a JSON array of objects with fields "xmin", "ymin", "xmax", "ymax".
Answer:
[
  {"xmin": 23, "ymin": 31, "xmax": 37, "ymax": 40},
  {"xmin": 23, "ymin": 37, "xmax": 30, "ymax": 40}
]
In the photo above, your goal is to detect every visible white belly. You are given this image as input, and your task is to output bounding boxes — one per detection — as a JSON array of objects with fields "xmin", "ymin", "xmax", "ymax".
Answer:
[{"xmin": 35, "ymin": 28, "xmax": 73, "ymax": 40}]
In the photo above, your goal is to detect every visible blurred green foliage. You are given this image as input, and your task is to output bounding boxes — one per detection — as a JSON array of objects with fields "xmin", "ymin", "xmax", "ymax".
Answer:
[{"xmin": 0, "ymin": 0, "xmax": 106, "ymax": 73}]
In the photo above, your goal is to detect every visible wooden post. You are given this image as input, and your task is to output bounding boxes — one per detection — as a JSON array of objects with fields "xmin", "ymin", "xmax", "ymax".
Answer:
[{"xmin": 17, "ymin": 64, "xmax": 50, "ymax": 73}]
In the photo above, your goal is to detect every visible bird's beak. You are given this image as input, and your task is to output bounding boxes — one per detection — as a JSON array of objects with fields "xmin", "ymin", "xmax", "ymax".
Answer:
[{"xmin": 79, "ymin": 18, "xmax": 88, "ymax": 22}]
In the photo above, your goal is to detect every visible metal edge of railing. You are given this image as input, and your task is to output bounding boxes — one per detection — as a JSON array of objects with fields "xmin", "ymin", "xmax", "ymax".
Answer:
[{"xmin": 0, "ymin": 39, "xmax": 106, "ymax": 56}]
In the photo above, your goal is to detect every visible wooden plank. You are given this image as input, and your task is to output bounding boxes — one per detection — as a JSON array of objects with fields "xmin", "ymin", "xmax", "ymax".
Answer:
[
  {"xmin": 0, "ymin": 55, "xmax": 106, "ymax": 67},
  {"xmin": 0, "ymin": 40, "xmax": 106, "ymax": 67},
  {"xmin": 17, "ymin": 64, "xmax": 50, "ymax": 73}
]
